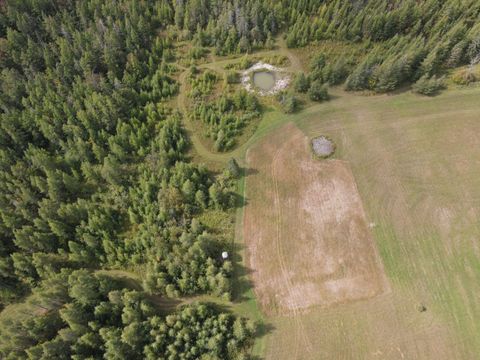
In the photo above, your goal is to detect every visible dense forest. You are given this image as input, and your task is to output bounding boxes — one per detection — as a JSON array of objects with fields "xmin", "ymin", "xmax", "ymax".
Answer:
[
  {"xmin": 187, "ymin": 68, "xmax": 260, "ymax": 151},
  {"xmin": 1, "ymin": 0, "xmax": 479, "ymax": 358},
  {"xmin": 177, "ymin": 0, "xmax": 480, "ymax": 92},
  {"xmin": 0, "ymin": 270, "xmax": 254, "ymax": 359},
  {"xmin": 0, "ymin": 1, "xmax": 246, "ymax": 358}
]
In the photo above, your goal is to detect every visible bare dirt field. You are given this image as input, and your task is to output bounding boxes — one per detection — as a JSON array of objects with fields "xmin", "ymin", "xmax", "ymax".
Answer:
[{"xmin": 244, "ymin": 123, "xmax": 388, "ymax": 316}]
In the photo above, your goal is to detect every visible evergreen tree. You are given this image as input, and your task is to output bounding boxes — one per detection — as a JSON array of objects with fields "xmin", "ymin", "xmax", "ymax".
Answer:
[
  {"xmin": 294, "ymin": 72, "xmax": 310, "ymax": 93},
  {"xmin": 227, "ymin": 158, "xmax": 241, "ymax": 179},
  {"xmin": 308, "ymin": 81, "xmax": 329, "ymax": 101}
]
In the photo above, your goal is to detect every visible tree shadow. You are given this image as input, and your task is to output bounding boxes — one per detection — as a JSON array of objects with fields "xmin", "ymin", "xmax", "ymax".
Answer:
[
  {"xmin": 199, "ymin": 301, "xmax": 235, "ymax": 314},
  {"xmin": 243, "ymin": 167, "xmax": 259, "ymax": 176},
  {"xmin": 255, "ymin": 321, "xmax": 275, "ymax": 338},
  {"xmin": 231, "ymin": 166, "xmax": 259, "ymax": 209},
  {"xmin": 232, "ymin": 191, "xmax": 248, "ymax": 209},
  {"xmin": 230, "ymin": 243, "xmax": 257, "ymax": 303},
  {"xmin": 386, "ymin": 84, "xmax": 413, "ymax": 96},
  {"xmin": 326, "ymin": 93, "xmax": 341, "ymax": 101},
  {"xmin": 115, "ymin": 275, "xmax": 143, "ymax": 291},
  {"xmin": 148, "ymin": 295, "xmax": 182, "ymax": 315},
  {"xmin": 227, "ymin": 250, "xmax": 276, "ymax": 360},
  {"xmin": 250, "ymin": 322, "xmax": 276, "ymax": 360}
]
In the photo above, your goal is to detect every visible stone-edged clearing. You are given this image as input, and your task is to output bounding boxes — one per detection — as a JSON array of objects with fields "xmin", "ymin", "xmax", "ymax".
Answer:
[{"xmin": 244, "ymin": 123, "xmax": 388, "ymax": 315}]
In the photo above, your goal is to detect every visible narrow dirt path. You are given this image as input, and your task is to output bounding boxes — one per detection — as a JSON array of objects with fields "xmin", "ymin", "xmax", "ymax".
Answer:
[{"xmin": 277, "ymin": 36, "xmax": 304, "ymax": 72}]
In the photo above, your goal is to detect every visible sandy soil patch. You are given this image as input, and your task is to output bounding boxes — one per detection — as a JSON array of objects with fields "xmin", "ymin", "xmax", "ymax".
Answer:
[{"xmin": 244, "ymin": 123, "xmax": 388, "ymax": 315}]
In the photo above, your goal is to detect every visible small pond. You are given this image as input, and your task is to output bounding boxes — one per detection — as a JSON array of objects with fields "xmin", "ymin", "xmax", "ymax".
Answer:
[{"xmin": 253, "ymin": 71, "xmax": 276, "ymax": 91}]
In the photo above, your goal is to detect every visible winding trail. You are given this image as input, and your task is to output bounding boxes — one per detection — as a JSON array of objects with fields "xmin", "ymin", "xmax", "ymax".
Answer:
[{"xmin": 175, "ymin": 37, "xmax": 304, "ymax": 164}]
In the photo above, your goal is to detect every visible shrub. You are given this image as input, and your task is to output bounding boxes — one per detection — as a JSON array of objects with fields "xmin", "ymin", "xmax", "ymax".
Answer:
[
  {"xmin": 187, "ymin": 46, "xmax": 207, "ymax": 60},
  {"xmin": 260, "ymin": 55, "xmax": 288, "ymax": 66},
  {"xmin": 224, "ymin": 71, "xmax": 239, "ymax": 84},
  {"xmin": 451, "ymin": 67, "xmax": 478, "ymax": 85},
  {"xmin": 277, "ymin": 91, "xmax": 300, "ymax": 113},
  {"xmin": 308, "ymin": 80, "xmax": 329, "ymax": 101},
  {"xmin": 412, "ymin": 75, "xmax": 446, "ymax": 96},
  {"xmin": 294, "ymin": 72, "xmax": 310, "ymax": 93}
]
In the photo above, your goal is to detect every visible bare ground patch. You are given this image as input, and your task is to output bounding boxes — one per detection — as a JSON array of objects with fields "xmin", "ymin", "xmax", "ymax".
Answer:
[{"xmin": 244, "ymin": 123, "xmax": 388, "ymax": 316}]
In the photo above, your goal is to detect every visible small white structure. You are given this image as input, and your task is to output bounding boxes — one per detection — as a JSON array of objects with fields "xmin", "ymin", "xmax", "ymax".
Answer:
[{"xmin": 221, "ymin": 251, "xmax": 229, "ymax": 260}]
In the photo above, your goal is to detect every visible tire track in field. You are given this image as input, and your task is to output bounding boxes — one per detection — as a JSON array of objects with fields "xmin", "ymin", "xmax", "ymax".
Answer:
[
  {"xmin": 271, "ymin": 149, "xmax": 300, "ymax": 358},
  {"xmin": 271, "ymin": 147, "xmax": 313, "ymax": 357}
]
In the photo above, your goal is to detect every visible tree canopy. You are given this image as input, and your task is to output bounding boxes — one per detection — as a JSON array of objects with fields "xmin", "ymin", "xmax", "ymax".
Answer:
[{"xmin": 0, "ymin": 1, "xmax": 252, "ymax": 358}]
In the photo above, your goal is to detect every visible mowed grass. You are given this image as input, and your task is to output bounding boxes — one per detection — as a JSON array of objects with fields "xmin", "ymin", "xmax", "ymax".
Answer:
[
  {"xmin": 244, "ymin": 123, "xmax": 389, "ymax": 316},
  {"xmin": 266, "ymin": 86, "xmax": 480, "ymax": 359}
]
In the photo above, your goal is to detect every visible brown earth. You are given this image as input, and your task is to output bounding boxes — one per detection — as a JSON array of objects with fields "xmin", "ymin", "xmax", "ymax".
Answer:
[{"xmin": 243, "ymin": 123, "xmax": 388, "ymax": 316}]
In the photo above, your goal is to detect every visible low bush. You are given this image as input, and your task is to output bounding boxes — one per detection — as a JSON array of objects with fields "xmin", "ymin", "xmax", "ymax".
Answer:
[
  {"xmin": 412, "ymin": 75, "xmax": 446, "ymax": 96},
  {"xmin": 277, "ymin": 91, "xmax": 300, "ymax": 113},
  {"xmin": 451, "ymin": 67, "xmax": 478, "ymax": 85},
  {"xmin": 224, "ymin": 71, "xmax": 240, "ymax": 84},
  {"xmin": 308, "ymin": 80, "xmax": 330, "ymax": 101}
]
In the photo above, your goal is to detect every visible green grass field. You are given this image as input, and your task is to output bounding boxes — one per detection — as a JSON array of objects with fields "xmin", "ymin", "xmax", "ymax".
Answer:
[{"xmin": 245, "ymin": 85, "xmax": 480, "ymax": 359}]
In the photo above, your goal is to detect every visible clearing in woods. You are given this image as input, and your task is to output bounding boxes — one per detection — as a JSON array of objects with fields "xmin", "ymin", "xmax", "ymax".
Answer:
[
  {"xmin": 174, "ymin": 42, "xmax": 480, "ymax": 359},
  {"xmin": 240, "ymin": 86, "xmax": 480, "ymax": 359},
  {"xmin": 244, "ymin": 123, "xmax": 388, "ymax": 315}
]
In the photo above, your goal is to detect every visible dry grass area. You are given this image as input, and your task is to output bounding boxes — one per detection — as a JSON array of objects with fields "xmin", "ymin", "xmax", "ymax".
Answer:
[
  {"xmin": 244, "ymin": 123, "xmax": 387, "ymax": 316},
  {"xmin": 241, "ymin": 87, "xmax": 480, "ymax": 359}
]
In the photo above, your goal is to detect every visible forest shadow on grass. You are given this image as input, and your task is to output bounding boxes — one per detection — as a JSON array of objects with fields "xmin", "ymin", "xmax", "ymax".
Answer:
[
  {"xmin": 229, "ymin": 165, "xmax": 260, "ymax": 301},
  {"xmin": 327, "ymin": 93, "xmax": 341, "ymax": 102},
  {"xmin": 148, "ymin": 295, "xmax": 182, "ymax": 315},
  {"xmin": 197, "ymin": 301, "xmax": 233, "ymax": 314},
  {"xmin": 243, "ymin": 167, "xmax": 259, "ymax": 176},
  {"xmin": 250, "ymin": 322, "xmax": 276, "ymax": 360},
  {"xmin": 115, "ymin": 275, "xmax": 143, "ymax": 291},
  {"xmin": 232, "ymin": 166, "xmax": 259, "ymax": 210},
  {"xmin": 230, "ymin": 243, "xmax": 257, "ymax": 303},
  {"xmin": 386, "ymin": 84, "xmax": 413, "ymax": 96},
  {"xmin": 229, "ymin": 257, "xmax": 275, "ymax": 360}
]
